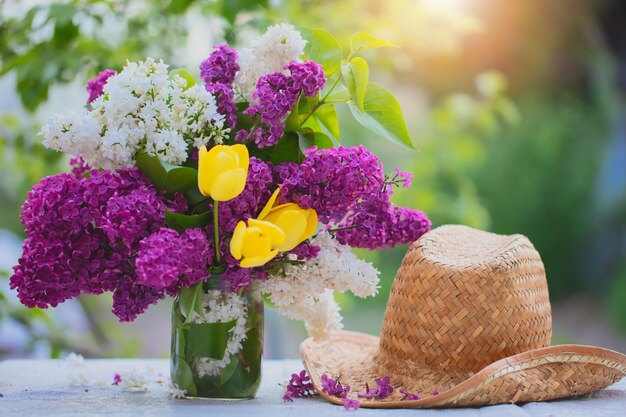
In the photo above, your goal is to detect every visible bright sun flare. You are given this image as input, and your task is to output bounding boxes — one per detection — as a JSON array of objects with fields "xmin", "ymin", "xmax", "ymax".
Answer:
[{"xmin": 420, "ymin": 0, "xmax": 469, "ymax": 14}]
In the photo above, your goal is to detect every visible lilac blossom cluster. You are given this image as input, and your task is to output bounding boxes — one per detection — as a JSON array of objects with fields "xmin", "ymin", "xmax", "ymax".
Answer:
[
  {"xmin": 86, "ymin": 69, "xmax": 117, "ymax": 104},
  {"xmin": 200, "ymin": 45, "xmax": 240, "ymax": 130},
  {"xmin": 277, "ymin": 145, "xmax": 431, "ymax": 249},
  {"xmin": 282, "ymin": 370, "xmax": 315, "ymax": 402},
  {"xmin": 8, "ymin": 164, "xmax": 213, "ymax": 322},
  {"xmin": 234, "ymin": 61, "xmax": 326, "ymax": 148},
  {"xmin": 321, "ymin": 374, "xmax": 351, "ymax": 398},
  {"xmin": 358, "ymin": 376, "xmax": 394, "ymax": 400},
  {"xmin": 135, "ymin": 228, "xmax": 212, "ymax": 293}
]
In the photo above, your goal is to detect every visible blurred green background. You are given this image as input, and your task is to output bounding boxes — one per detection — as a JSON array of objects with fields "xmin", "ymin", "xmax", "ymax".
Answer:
[{"xmin": 1, "ymin": 0, "xmax": 625, "ymax": 359}]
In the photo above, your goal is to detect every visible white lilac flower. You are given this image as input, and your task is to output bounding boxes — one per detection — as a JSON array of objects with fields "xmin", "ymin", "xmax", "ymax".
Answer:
[
  {"xmin": 259, "ymin": 232, "xmax": 380, "ymax": 340},
  {"xmin": 121, "ymin": 368, "xmax": 149, "ymax": 392},
  {"xmin": 234, "ymin": 23, "xmax": 306, "ymax": 101},
  {"xmin": 169, "ymin": 383, "xmax": 187, "ymax": 399},
  {"xmin": 194, "ymin": 290, "xmax": 248, "ymax": 377},
  {"xmin": 40, "ymin": 58, "xmax": 227, "ymax": 169},
  {"xmin": 64, "ymin": 352, "xmax": 86, "ymax": 367}
]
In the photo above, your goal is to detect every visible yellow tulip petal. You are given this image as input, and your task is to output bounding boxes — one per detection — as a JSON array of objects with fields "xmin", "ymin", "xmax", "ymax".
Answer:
[
  {"xmin": 232, "ymin": 144, "xmax": 250, "ymax": 173},
  {"xmin": 197, "ymin": 146, "xmax": 212, "ymax": 196},
  {"xmin": 266, "ymin": 203, "xmax": 300, "ymax": 218},
  {"xmin": 258, "ymin": 188, "xmax": 281, "ymax": 220},
  {"xmin": 273, "ymin": 210, "xmax": 307, "ymax": 252},
  {"xmin": 210, "ymin": 168, "xmax": 247, "ymax": 201},
  {"xmin": 302, "ymin": 208, "xmax": 318, "ymax": 241},
  {"xmin": 248, "ymin": 218, "xmax": 286, "ymax": 247},
  {"xmin": 230, "ymin": 221, "xmax": 247, "ymax": 260},
  {"xmin": 241, "ymin": 231, "xmax": 272, "ymax": 259},
  {"xmin": 240, "ymin": 249, "xmax": 279, "ymax": 268}
]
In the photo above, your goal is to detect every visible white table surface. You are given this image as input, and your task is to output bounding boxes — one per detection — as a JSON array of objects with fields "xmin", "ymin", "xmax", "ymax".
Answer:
[{"xmin": 0, "ymin": 359, "xmax": 625, "ymax": 416}]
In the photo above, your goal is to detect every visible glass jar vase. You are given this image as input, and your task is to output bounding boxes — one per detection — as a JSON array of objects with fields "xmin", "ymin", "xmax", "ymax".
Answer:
[{"xmin": 170, "ymin": 280, "xmax": 263, "ymax": 399}]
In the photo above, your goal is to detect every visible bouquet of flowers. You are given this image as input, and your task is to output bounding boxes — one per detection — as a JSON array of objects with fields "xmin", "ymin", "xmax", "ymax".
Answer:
[{"xmin": 10, "ymin": 24, "xmax": 430, "ymax": 399}]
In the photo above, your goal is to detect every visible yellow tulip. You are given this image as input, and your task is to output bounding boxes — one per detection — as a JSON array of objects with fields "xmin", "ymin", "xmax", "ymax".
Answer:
[
  {"xmin": 257, "ymin": 188, "xmax": 318, "ymax": 252},
  {"xmin": 230, "ymin": 219, "xmax": 286, "ymax": 268},
  {"xmin": 198, "ymin": 144, "xmax": 249, "ymax": 202},
  {"xmin": 229, "ymin": 189, "xmax": 318, "ymax": 268}
]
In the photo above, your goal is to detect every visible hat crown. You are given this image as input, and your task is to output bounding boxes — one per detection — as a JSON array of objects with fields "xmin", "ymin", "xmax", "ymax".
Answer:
[{"xmin": 379, "ymin": 225, "xmax": 552, "ymax": 375}]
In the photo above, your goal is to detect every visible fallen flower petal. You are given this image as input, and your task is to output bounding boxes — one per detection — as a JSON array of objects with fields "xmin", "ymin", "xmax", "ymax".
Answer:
[
  {"xmin": 357, "ymin": 376, "xmax": 394, "ymax": 400},
  {"xmin": 321, "ymin": 374, "xmax": 350, "ymax": 398},
  {"xmin": 283, "ymin": 369, "xmax": 315, "ymax": 402},
  {"xmin": 112, "ymin": 373, "xmax": 122, "ymax": 385},
  {"xmin": 399, "ymin": 388, "xmax": 421, "ymax": 400},
  {"xmin": 342, "ymin": 397, "xmax": 360, "ymax": 411}
]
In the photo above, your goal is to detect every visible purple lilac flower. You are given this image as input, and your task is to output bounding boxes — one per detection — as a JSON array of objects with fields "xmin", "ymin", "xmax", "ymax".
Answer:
[
  {"xmin": 112, "ymin": 373, "xmax": 122, "ymax": 385},
  {"xmin": 240, "ymin": 72, "xmax": 297, "ymax": 147},
  {"xmin": 102, "ymin": 189, "xmax": 166, "ymax": 250},
  {"xmin": 399, "ymin": 388, "xmax": 421, "ymax": 400},
  {"xmin": 285, "ymin": 61, "xmax": 326, "ymax": 97},
  {"xmin": 290, "ymin": 243, "xmax": 321, "ymax": 260},
  {"xmin": 86, "ymin": 69, "xmax": 117, "ymax": 104},
  {"xmin": 320, "ymin": 374, "xmax": 350, "ymax": 398},
  {"xmin": 282, "ymin": 370, "xmax": 315, "ymax": 402},
  {"xmin": 393, "ymin": 167, "xmax": 413, "ymax": 189},
  {"xmin": 206, "ymin": 82, "xmax": 238, "ymax": 130},
  {"xmin": 217, "ymin": 157, "xmax": 274, "ymax": 234},
  {"xmin": 221, "ymin": 267, "xmax": 253, "ymax": 293},
  {"xmin": 9, "ymin": 168, "xmax": 178, "ymax": 321},
  {"xmin": 335, "ymin": 188, "xmax": 431, "ymax": 250},
  {"xmin": 358, "ymin": 376, "xmax": 394, "ymax": 400},
  {"xmin": 112, "ymin": 275, "xmax": 165, "ymax": 322},
  {"xmin": 200, "ymin": 45, "xmax": 240, "ymax": 130},
  {"xmin": 69, "ymin": 155, "xmax": 90, "ymax": 179},
  {"xmin": 237, "ymin": 62, "xmax": 326, "ymax": 148},
  {"xmin": 276, "ymin": 145, "xmax": 430, "ymax": 249},
  {"xmin": 135, "ymin": 228, "xmax": 211, "ymax": 293},
  {"xmin": 200, "ymin": 45, "xmax": 239, "ymax": 85},
  {"xmin": 279, "ymin": 146, "xmax": 385, "ymax": 223},
  {"xmin": 342, "ymin": 398, "xmax": 360, "ymax": 411}
]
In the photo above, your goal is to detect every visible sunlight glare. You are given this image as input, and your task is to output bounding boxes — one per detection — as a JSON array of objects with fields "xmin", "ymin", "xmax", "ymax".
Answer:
[{"xmin": 420, "ymin": 0, "xmax": 470, "ymax": 14}]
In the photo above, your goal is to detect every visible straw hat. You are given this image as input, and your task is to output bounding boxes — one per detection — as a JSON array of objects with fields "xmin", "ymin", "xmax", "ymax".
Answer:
[{"xmin": 300, "ymin": 225, "xmax": 626, "ymax": 408}]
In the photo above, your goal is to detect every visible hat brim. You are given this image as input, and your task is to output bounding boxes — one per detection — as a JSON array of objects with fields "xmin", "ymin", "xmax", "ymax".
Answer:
[{"xmin": 300, "ymin": 331, "xmax": 626, "ymax": 408}]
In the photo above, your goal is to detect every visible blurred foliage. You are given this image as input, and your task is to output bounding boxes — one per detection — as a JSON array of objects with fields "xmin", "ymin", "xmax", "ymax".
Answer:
[
  {"xmin": 0, "ymin": 267, "xmax": 68, "ymax": 358},
  {"xmin": 0, "ymin": 115, "xmax": 67, "ymax": 234}
]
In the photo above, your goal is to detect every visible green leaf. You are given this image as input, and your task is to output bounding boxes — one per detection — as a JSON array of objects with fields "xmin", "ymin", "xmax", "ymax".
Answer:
[
  {"xmin": 187, "ymin": 320, "xmax": 237, "ymax": 360},
  {"xmin": 135, "ymin": 152, "xmax": 198, "ymax": 193},
  {"xmin": 221, "ymin": 0, "xmax": 268, "ymax": 24},
  {"xmin": 171, "ymin": 355, "xmax": 198, "ymax": 397},
  {"xmin": 219, "ymin": 356, "xmax": 240, "ymax": 386},
  {"xmin": 261, "ymin": 293, "xmax": 277, "ymax": 309},
  {"xmin": 166, "ymin": 0, "xmax": 194, "ymax": 14},
  {"xmin": 303, "ymin": 104, "xmax": 341, "ymax": 144},
  {"xmin": 348, "ymin": 82, "xmax": 414, "ymax": 149},
  {"xmin": 350, "ymin": 32, "xmax": 398, "ymax": 55},
  {"xmin": 135, "ymin": 152, "xmax": 166, "ymax": 190},
  {"xmin": 300, "ymin": 28, "xmax": 342, "ymax": 77},
  {"xmin": 163, "ymin": 166, "xmax": 197, "ymax": 193},
  {"xmin": 184, "ymin": 187, "xmax": 207, "ymax": 205},
  {"xmin": 341, "ymin": 57, "xmax": 369, "ymax": 112},
  {"xmin": 284, "ymin": 96, "xmax": 301, "ymax": 132},
  {"xmin": 178, "ymin": 283, "xmax": 204, "ymax": 325},
  {"xmin": 169, "ymin": 68, "xmax": 196, "ymax": 89},
  {"xmin": 165, "ymin": 210, "xmax": 213, "ymax": 234},
  {"xmin": 297, "ymin": 130, "xmax": 333, "ymax": 153},
  {"xmin": 271, "ymin": 133, "xmax": 303, "ymax": 164}
]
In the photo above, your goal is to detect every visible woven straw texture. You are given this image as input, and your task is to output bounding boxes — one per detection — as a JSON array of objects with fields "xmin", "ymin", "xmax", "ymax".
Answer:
[{"xmin": 300, "ymin": 225, "xmax": 626, "ymax": 408}]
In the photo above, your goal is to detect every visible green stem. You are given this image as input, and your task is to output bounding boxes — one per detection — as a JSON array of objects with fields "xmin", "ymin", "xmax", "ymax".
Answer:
[
  {"xmin": 213, "ymin": 201, "xmax": 221, "ymax": 264},
  {"xmin": 300, "ymin": 75, "xmax": 342, "ymax": 125}
]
